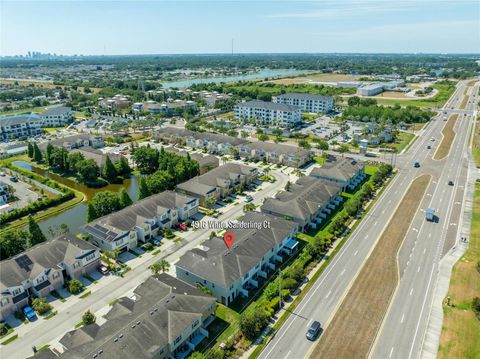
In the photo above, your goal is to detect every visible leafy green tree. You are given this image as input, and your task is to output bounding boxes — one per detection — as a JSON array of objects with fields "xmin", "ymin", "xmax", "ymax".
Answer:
[
  {"xmin": 67, "ymin": 152, "xmax": 84, "ymax": 172},
  {"xmin": 68, "ymin": 279, "xmax": 85, "ymax": 294},
  {"xmin": 76, "ymin": 159, "xmax": 99, "ymax": 181},
  {"xmin": 239, "ymin": 304, "xmax": 270, "ymax": 340},
  {"xmin": 86, "ymin": 203, "xmax": 98, "ymax": 222},
  {"xmin": 337, "ymin": 144, "xmax": 349, "ymax": 157},
  {"xmin": 82, "ymin": 310, "xmax": 96, "ymax": 325},
  {"xmin": 32, "ymin": 298, "xmax": 52, "ymax": 315},
  {"xmin": 146, "ymin": 170, "xmax": 174, "ymax": 194},
  {"xmin": 33, "ymin": 143, "xmax": 43, "ymax": 162},
  {"xmin": 298, "ymin": 139, "xmax": 311, "ymax": 149},
  {"xmin": 90, "ymin": 191, "xmax": 121, "ymax": 219},
  {"xmin": 115, "ymin": 156, "xmax": 131, "ymax": 176},
  {"xmin": 27, "ymin": 142, "xmax": 34, "ymax": 158},
  {"xmin": 0, "ymin": 230, "xmax": 29, "ymax": 260},
  {"xmin": 133, "ymin": 146, "xmax": 159, "ymax": 174},
  {"xmin": 45, "ymin": 143, "xmax": 54, "ymax": 165},
  {"xmin": 258, "ymin": 134, "xmax": 269, "ymax": 141},
  {"xmin": 28, "ymin": 215, "xmax": 46, "ymax": 246},
  {"xmin": 138, "ymin": 177, "xmax": 151, "ymax": 200},
  {"xmin": 102, "ymin": 155, "xmax": 118, "ymax": 182},
  {"xmin": 189, "ymin": 352, "xmax": 206, "ymax": 359},
  {"xmin": 119, "ymin": 188, "xmax": 133, "ymax": 208}
]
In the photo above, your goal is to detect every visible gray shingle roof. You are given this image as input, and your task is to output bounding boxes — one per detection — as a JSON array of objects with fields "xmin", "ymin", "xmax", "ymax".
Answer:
[
  {"xmin": 310, "ymin": 157, "xmax": 364, "ymax": 182},
  {"xmin": 0, "ymin": 114, "xmax": 42, "ymax": 126},
  {"xmin": 0, "ymin": 234, "xmax": 97, "ymax": 290},
  {"xmin": 261, "ymin": 176, "xmax": 342, "ymax": 221},
  {"xmin": 39, "ymin": 134, "xmax": 101, "ymax": 151},
  {"xmin": 176, "ymin": 212, "xmax": 297, "ymax": 288},
  {"xmin": 41, "ymin": 106, "xmax": 72, "ymax": 117},
  {"xmin": 55, "ymin": 274, "xmax": 215, "ymax": 359},
  {"xmin": 239, "ymin": 141, "xmax": 312, "ymax": 158},
  {"xmin": 84, "ymin": 191, "xmax": 196, "ymax": 236},
  {"xmin": 70, "ymin": 148, "xmax": 122, "ymax": 168},
  {"xmin": 236, "ymin": 100, "xmax": 300, "ymax": 112}
]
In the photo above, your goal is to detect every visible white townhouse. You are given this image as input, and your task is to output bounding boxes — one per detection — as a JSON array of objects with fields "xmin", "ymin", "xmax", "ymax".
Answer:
[
  {"xmin": 40, "ymin": 106, "xmax": 73, "ymax": 126},
  {"xmin": 273, "ymin": 93, "xmax": 334, "ymax": 113},
  {"xmin": 234, "ymin": 100, "xmax": 302, "ymax": 128}
]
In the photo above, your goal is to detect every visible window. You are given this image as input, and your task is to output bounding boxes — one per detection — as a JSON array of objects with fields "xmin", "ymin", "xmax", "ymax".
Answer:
[
  {"xmin": 192, "ymin": 320, "xmax": 199, "ymax": 329},
  {"xmin": 174, "ymin": 335, "xmax": 182, "ymax": 345},
  {"xmin": 85, "ymin": 253, "xmax": 96, "ymax": 262},
  {"xmin": 1, "ymin": 298, "xmax": 9, "ymax": 307}
]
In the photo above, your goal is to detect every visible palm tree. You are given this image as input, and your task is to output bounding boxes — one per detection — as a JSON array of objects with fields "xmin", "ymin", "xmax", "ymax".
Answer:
[{"xmin": 150, "ymin": 259, "xmax": 170, "ymax": 275}]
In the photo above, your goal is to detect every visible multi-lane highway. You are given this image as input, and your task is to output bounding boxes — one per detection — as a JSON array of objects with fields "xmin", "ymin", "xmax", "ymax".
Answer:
[{"xmin": 257, "ymin": 79, "xmax": 477, "ymax": 359}]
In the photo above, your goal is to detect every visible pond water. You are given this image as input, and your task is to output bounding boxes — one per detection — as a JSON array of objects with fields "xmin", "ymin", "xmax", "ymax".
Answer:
[
  {"xmin": 160, "ymin": 68, "xmax": 305, "ymax": 88},
  {"xmin": 12, "ymin": 161, "xmax": 141, "ymax": 234}
]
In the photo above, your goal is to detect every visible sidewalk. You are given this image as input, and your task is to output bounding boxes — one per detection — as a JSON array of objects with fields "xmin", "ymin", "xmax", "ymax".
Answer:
[{"xmin": 420, "ymin": 153, "xmax": 477, "ymax": 359}]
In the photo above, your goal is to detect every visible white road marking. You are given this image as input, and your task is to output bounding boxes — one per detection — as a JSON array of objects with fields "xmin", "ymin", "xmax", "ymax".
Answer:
[
  {"xmin": 284, "ymin": 350, "xmax": 291, "ymax": 359},
  {"xmin": 389, "ymin": 347, "xmax": 394, "ymax": 358},
  {"xmin": 410, "ymin": 288, "xmax": 414, "ymax": 296},
  {"xmin": 429, "ymin": 233, "xmax": 432, "ymax": 238},
  {"xmin": 325, "ymin": 290, "xmax": 332, "ymax": 299},
  {"xmin": 374, "ymin": 221, "xmax": 378, "ymax": 226},
  {"xmin": 354, "ymin": 250, "xmax": 358, "ymax": 256},
  {"xmin": 340, "ymin": 269, "xmax": 346, "ymax": 276},
  {"xmin": 424, "ymin": 248, "xmax": 427, "ymax": 254},
  {"xmin": 412, "ymin": 228, "xmax": 418, "ymax": 232},
  {"xmin": 417, "ymin": 266, "xmax": 421, "ymax": 273},
  {"xmin": 401, "ymin": 313, "xmax": 405, "ymax": 323}
]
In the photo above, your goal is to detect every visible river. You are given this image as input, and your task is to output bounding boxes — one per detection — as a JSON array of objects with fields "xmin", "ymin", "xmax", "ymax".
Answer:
[
  {"xmin": 12, "ymin": 161, "xmax": 141, "ymax": 235},
  {"xmin": 160, "ymin": 68, "xmax": 306, "ymax": 88}
]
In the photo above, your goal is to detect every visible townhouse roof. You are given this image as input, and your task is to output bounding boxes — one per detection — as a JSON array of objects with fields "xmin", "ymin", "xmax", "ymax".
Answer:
[
  {"xmin": 0, "ymin": 114, "xmax": 42, "ymax": 127},
  {"xmin": 275, "ymin": 93, "xmax": 333, "ymax": 102},
  {"xmin": 310, "ymin": 157, "xmax": 364, "ymax": 182},
  {"xmin": 39, "ymin": 134, "xmax": 102, "ymax": 151},
  {"xmin": 0, "ymin": 233, "xmax": 98, "ymax": 291},
  {"xmin": 164, "ymin": 147, "xmax": 219, "ymax": 170},
  {"xmin": 235, "ymin": 100, "xmax": 300, "ymax": 112},
  {"xmin": 176, "ymin": 212, "xmax": 297, "ymax": 288},
  {"xmin": 176, "ymin": 163, "xmax": 256, "ymax": 196},
  {"xmin": 41, "ymin": 106, "xmax": 72, "ymax": 117},
  {"xmin": 70, "ymin": 148, "xmax": 123, "ymax": 168},
  {"xmin": 261, "ymin": 176, "xmax": 342, "ymax": 221},
  {"xmin": 155, "ymin": 127, "xmax": 246, "ymax": 146},
  {"xmin": 54, "ymin": 274, "xmax": 215, "ymax": 359},
  {"xmin": 239, "ymin": 141, "xmax": 311, "ymax": 158},
  {"xmin": 84, "ymin": 191, "xmax": 196, "ymax": 238}
]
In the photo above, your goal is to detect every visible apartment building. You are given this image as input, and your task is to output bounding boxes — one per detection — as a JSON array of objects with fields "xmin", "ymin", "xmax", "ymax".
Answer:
[
  {"xmin": 176, "ymin": 163, "xmax": 257, "ymax": 206},
  {"xmin": 261, "ymin": 176, "xmax": 343, "ymax": 231},
  {"xmin": 40, "ymin": 106, "xmax": 73, "ymax": 127},
  {"xmin": 273, "ymin": 93, "xmax": 334, "ymax": 113},
  {"xmin": 234, "ymin": 100, "xmax": 302, "ymax": 128},
  {"xmin": 99, "ymin": 94, "xmax": 130, "ymax": 109},
  {"xmin": 237, "ymin": 141, "xmax": 312, "ymax": 167},
  {"xmin": 84, "ymin": 191, "xmax": 198, "ymax": 251},
  {"xmin": 135, "ymin": 100, "xmax": 197, "ymax": 115},
  {"xmin": 310, "ymin": 157, "xmax": 366, "ymax": 191},
  {"xmin": 36, "ymin": 274, "xmax": 216, "ymax": 359},
  {"xmin": 0, "ymin": 234, "xmax": 100, "ymax": 321},
  {"xmin": 176, "ymin": 212, "xmax": 298, "ymax": 305},
  {"xmin": 0, "ymin": 115, "xmax": 43, "ymax": 141}
]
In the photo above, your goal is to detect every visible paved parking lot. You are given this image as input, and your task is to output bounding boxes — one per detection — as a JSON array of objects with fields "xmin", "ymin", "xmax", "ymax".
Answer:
[{"xmin": 0, "ymin": 174, "xmax": 39, "ymax": 214}]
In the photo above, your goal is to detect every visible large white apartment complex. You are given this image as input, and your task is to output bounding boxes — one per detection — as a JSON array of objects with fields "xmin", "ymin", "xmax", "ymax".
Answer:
[
  {"xmin": 234, "ymin": 100, "xmax": 302, "ymax": 128},
  {"xmin": 273, "ymin": 93, "xmax": 334, "ymax": 113}
]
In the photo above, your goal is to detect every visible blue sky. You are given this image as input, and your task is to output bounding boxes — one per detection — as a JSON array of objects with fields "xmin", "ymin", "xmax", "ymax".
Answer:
[{"xmin": 1, "ymin": 0, "xmax": 479, "ymax": 55}]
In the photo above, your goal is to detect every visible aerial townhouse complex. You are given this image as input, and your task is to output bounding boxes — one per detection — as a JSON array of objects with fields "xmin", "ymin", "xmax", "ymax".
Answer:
[
  {"xmin": 176, "ymin": 212, "xmax": 298, "ymax": 305},
  {"xmin": 310, "ymin": 157, "xmax": 366, "ymax": 191},
  {"xmin": 234, "ymin": 100, "xmax": 302, "ymax": 128},
  {"xmin": 39, "ymin": 134, "xmax": 105, "ymax": 151},
  {"xmin": 272, "ymin": 93, "xmax": 334, "ymax": 113},
  {"xmin": 237, "ymin": 141, "xmax": 312, "ymax": 167},
  {"xmin": 0, "ymin": 106, "xmax": 72, "ymax": 140},
  {"xmin": 0, "ymin": 234, "xmax": 100, "ymax": 321},
  {"xmin": 84, "ymin": 191, "xmax": 199, "ymax": 252},
  {"xmin": 153, "ymin": 127, "xmax": 313, "ymax": 167},
  {"xmin": 175, "ymin": 163, "xmax": 257, "ymax": 206},
  {"xmin": 261, "ymin": 176, "xmax": 343, "ymax": 231},
  {"xmin": 35, "ymin": 273, "xmax": 216, "ymax": 359}
]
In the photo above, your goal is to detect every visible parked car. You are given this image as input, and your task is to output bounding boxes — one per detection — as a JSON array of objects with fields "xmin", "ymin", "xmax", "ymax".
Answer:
[
  {"xmin": 306, "ymin": 320, "xmax": 321, "ymax": 341},
  {"xmin": 244, "ymin": 195, "xmax": 253, "ymax": 203},
  {"xmin": 10, "ymin": 176, "xmax": 18, "ymax": 182},
  {"xmin": 177, "ymin": 223, "xmax": 188, "ymax": 231},
  {"xmin": 0, "ymin": 172, "xmax": 5, "ymax": 177},
  {"xmin": 151, "ymin": 238, "xmax": 161, "ymax": 246},
  {"xmin": 23, "ymin": 306, "xmax": 37, "ymax": 321},
  {"xmin": 99, "ymin": 265, "xmax": 109, "ymax": 275},
  {"xmin": 414, "ymin": 162, "xmax": 420, "ymax": 168},
  {"xmin": 427, "ymin": 145, "xmax": 431, "ymax": 149},
  {"xmin": 448, "ymin": 180, "xmax": 454, "ymax": 186}
]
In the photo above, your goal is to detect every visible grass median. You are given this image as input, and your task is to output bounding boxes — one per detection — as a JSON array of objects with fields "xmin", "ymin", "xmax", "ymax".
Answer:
[
  {"xmin": 434, "ymin": 114, "xmax": 458, "ymax": 160},
  {"xmin": 438, "ymin": 181, "xmax": 480, "ymax": 359},
  {"xmin": 309, "ymin": 174, "xmax": 431, "ymax": 359}
]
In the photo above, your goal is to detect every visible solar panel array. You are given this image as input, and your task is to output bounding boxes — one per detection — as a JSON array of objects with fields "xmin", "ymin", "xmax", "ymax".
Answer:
[{"xmin": 85, "ymin": 224, "xmax": 118, "ymax": 242}]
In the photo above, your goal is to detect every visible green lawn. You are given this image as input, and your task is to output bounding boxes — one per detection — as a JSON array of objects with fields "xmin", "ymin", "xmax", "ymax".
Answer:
[
  {"xmin": 313, "ymin": 156, "xmax": 326, "ymax": 165},
  {"xmin": 375, "ymin": 82, "xmax": 456, "ymax": 108},
  {"xmin": 389, "ymin": 132, "xmax": 415, "ymax": 153}
]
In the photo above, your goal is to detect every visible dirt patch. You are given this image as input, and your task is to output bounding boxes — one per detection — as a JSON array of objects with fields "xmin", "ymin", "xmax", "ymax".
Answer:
[
  {"xmin": 309, "ymin": 174, "xmax": 431, "ymax": 359},
  {"xmin": 434, "ymin": 115, "xmax": 458, "ymax": 160},
  {"xmin": 438, "ymin": 182, "xmax": 480, "ymax": 359},
  {"xmin": 269, "ymin": 73, "xmax": 362, "ymax": 85},
  {"xmin": 373, "ymin": 91, "xmax": 410, "ymax": 99}
]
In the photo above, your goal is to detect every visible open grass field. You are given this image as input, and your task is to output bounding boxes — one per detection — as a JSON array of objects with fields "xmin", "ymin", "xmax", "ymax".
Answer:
[
  {"xmin": 309, "ymin": 174, "xmax": 431, "ymax": 359},
  {"xmin": 375, "ymin": 82, "xmax": 456, "ymax": 108},
  {"xmin": 0, "ymin": 79, "xmax": 102, "ymax": 93},
  {"xmin": 269, "ymin": 73, "xmax": 363, "ymax": 85},
  {"xmin": 473, "ymin": 118, "xmax": 480, "ymax": 168},
  {"xmin": 434, "ymin": 114, "xmax": 458, "ymax": 160},
  {"xmin": 438, "ymin": 181, "xmax": 480, "ymax": 359},
  {"xmin": 386, "ymin": 131, "xmax": 415, "ymax": 153}
]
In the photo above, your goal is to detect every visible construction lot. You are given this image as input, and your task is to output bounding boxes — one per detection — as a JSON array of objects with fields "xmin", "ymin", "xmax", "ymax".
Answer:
[
  {"xmin": 309, "ymin": 174, "xmax": 431, "ymax": 359},
  {"xmin": 434, "ymin": 115, "xmax": 458, "ymax": 160}
]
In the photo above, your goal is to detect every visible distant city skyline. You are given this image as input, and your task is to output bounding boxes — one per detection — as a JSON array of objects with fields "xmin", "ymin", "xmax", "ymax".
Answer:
[{"xmin": 1, "ymin": 0, "xmax": 479, "ymax": 56}]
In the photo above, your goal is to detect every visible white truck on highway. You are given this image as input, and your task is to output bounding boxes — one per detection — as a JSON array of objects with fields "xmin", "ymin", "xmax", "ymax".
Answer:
[{"xmin": 426, "ymin": 207, "xmax": 436, "ymax": 222}]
